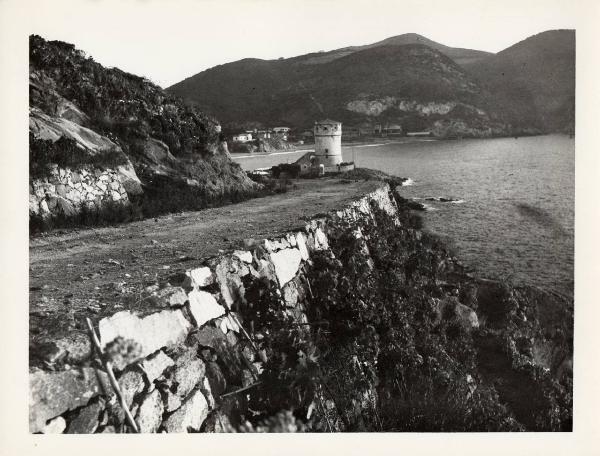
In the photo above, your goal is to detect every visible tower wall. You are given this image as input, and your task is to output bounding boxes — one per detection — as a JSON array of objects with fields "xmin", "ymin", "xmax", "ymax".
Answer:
[{"xmin": 314, "ymin": 121, "xmax": 342, "ymax": 167}]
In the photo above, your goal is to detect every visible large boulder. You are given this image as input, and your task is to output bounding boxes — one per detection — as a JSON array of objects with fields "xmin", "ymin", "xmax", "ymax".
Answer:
[{"xmin": 29, "ymin": 367, "xmax": 111, "ymax": 433}]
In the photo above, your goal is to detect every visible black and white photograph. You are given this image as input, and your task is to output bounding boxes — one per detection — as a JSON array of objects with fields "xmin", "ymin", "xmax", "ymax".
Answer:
[{"xmin": 1, "ymin": 0, "xmax": 599, "ymax": 452}]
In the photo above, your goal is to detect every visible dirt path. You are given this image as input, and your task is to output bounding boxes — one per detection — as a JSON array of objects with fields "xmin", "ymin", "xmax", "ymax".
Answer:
[{"xmin": 29, "ymin": 177, "xmax": 382, "ymax": 344}]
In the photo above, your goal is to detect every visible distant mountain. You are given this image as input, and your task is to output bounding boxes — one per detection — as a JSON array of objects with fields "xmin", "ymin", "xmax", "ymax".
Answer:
[
  {"xmin": 168, "ymin": 31, "xmax": 575, "ymax": 137},
  {"xmin": 168, "ymin": 36, "xmax": 507, "ymax": 137},
  {"xmin": 463, "ymin": 30, "xmax": 575, "ymax": 132}
]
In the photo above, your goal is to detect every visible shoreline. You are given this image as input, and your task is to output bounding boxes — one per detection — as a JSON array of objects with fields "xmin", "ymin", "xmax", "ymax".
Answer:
[{"xmin": 230, "ymin": 133, "xmax": 572, "ymax": 160}]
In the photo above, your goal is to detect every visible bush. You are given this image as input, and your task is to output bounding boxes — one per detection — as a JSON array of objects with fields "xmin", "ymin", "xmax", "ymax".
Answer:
[{"xmin": 29, "ymin": 133, "xmax": 129, "ymax": 179}]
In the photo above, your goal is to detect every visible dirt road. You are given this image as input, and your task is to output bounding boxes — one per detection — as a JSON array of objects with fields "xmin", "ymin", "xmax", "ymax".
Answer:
[{"xmin": 29, "ymin": 177, "xmax": 382, "ymax": 345}]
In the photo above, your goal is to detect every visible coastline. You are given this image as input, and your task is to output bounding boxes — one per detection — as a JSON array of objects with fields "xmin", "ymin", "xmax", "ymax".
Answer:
[
  {"xmin": 27, "ymin": 175, "xmax": 573, "ymax": 432},
  {"xmin": 229, "ymin": 137, "xmax": 439, "ymax": 159}
]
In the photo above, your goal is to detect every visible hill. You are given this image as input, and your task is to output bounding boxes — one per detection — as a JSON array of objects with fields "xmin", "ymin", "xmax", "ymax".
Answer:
[
  {"xmin": 463, "ymin": 30, "xmax": 575, "ymax": 132},
  {"xmin": 29, "ymin": 35, "xmax": 258, "ymax": 230},
  {"xmin": 168, "ymin": 41, "xmax": 507, "ymax": 137},
  {"xmin": 285, "ymin": 32, "xmax": 492, "ymax": 66},
  {"xmin": 168, "ymin": 31, "xmax": 575, "ymax": 136}
]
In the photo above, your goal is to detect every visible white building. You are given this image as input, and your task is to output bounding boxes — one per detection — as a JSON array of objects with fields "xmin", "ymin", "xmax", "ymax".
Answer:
[
  {"xmin": 272, "ymin": 126, "xmax": 291, "ymax": 141},
  {"xmin": 313, "ymin": 120, "xmax": 342, "ymax": 168},
  {"xmin": 232, "ymin": 132, "xmax": 253, "ymax": 143}
]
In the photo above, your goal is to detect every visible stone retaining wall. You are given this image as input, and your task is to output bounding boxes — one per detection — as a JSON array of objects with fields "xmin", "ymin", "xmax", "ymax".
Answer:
[
  {"xmin": 29, "ymin": 184, "xmax": 398, "ymax": 433},
  {"xmin": 29, "ymin": 164, "xmax": 139, "ymax": 220}
]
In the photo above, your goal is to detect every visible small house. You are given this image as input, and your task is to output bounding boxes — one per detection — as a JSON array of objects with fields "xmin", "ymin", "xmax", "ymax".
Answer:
[
  {"xmin": 272, "ymin": 126, "xmax": 291, "ymax": 140},
  {"xmin": 232, "ymin": 132, "xmax": 253, "ymax": 143}
]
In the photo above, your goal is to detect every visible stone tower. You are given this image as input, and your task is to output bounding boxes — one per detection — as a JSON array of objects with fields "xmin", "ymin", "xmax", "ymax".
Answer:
[{"xmin": 314, "ymin": 120, "xmax": 342, "ymax": 168}]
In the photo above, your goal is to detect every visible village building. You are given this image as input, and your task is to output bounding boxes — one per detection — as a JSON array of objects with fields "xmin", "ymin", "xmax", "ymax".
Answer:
[
  {"xmin": 272, "ymin": 126, "xmax": 291, "ymax": 140},
  {"xmin": 383, "ymin": 123, "xmax": 403, "ymax": 136},
  {"xmin": 232, "ymin": 132, "xmax": 253, "ymax": 143},
  {"xmin": 255, "ymin": 130, "xmax": 272, "ymax": 140}
]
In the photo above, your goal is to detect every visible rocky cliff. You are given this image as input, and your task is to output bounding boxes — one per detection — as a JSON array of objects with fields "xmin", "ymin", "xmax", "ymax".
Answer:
[
  {"xmin": 29, "ymin": 35, "xmax": 259, "ymax": 230},
  {"xmin": 29, "ymin": 177, "xmax": 572, "ymax": 433}
]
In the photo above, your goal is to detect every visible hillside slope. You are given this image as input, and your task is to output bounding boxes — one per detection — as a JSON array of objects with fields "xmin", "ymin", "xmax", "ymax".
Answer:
[
  {"xmin": 168, "ymin": 30, "xmax": 575, "ymax": 136},
  {"xmin": 29, "ymin": 35, "xmax": 257, "ymax": 228},
  {"xmin": 463, "ymin": 30, "xmax": 575, "ymax": 132},
  {"xmin": 169, "ymin": 43, "xmax": 507, "ymax": 137}
]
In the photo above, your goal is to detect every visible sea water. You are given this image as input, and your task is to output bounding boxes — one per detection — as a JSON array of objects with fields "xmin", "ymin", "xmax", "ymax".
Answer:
[{"xmin": 234, "ymin": 135, "xmax": 575, "ymax": 297}]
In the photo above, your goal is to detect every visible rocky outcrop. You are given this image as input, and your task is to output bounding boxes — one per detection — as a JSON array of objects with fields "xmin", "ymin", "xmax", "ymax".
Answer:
[
  {"xmin": 29, "ymin": 105, "xmax": 143, "ymax": 221},
  {"xmin": 29, "ymin": 35, "xmax": 259, "ymax": 230},
  {"xmin": 346, "ymin": 97, "xmax": 485, "ymax": 117}
]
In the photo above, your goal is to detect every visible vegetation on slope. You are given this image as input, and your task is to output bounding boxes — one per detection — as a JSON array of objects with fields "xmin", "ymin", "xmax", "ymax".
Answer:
[
  {"xmin": 464, "ymin": 30, "xmax": 575, "ymax": 133},
  {"xmin": 237, "ymin": 197, "xmax": 572, "ymax": 432},
  {"xmin": 168, "ymin": 30, "xmax": 574, "ymax": 136},
  {"xmin": 29, "ymin": 35, "xmax": 260, "ymax": 230},
  {"xmin": 168, "ymin": 43, "xmax": 500, "ymax": 132}
]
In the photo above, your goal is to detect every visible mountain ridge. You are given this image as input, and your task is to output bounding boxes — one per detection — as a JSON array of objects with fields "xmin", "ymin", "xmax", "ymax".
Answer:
[{"xmin": 167, "ymin": 30, "xmax": 574, "ymax": 136}]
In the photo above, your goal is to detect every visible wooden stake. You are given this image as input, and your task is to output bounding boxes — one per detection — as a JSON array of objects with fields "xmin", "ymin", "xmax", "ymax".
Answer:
[{"xmin": 86, "ymin": 318, "xmax": 139, "ymax": 433}]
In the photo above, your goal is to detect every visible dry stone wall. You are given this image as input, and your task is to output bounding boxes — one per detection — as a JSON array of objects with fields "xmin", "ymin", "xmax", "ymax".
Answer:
[
  {"xmin": 29, "ymin": 184, "xmax": 398, "ymax": 433},
  {"xmin": 29, "ymin": 164, "xmax": 140, "ymax": 220}
]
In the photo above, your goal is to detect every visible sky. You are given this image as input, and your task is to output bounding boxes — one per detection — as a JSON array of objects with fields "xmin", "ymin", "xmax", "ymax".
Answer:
[{"xmin": 26, "ymin": 0, "xmax": 580, "ymax": 88}]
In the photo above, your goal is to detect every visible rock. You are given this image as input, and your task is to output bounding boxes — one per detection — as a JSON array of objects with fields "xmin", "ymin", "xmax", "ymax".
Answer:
[
  {"xmin": 267, "ymin": 238, "xmax": 290, "ymax": 251},
  {"xmin": 296, "ymin": 233, "xmax": 309, "ymax": 260},
  {"xmin": 187, "ymin": 290, "xmax": 226, "ymax": 327},
  {"xmin": 256, "ymin": 258, "xmax": 277, "ymax": 283},
  {"xmin": 211, "ymin": 257, "xmax": 247, "ymax": 309},
  {"xmin": 218, "ymin": 314, "xmax": 241, "ymax": 334},
  {"xmin": 204, "ymin": 361, "xmax": 227, "ymax": 398},
  {"xmin": 141, "ymin": 351, "xmax": 174, "ymax": 385},
  {"xmin": 170, "ymin": 358, "xmax": 205, "ymax": 399},
  {"xmin": 163, "ymin": 390, "xmax": 209, "ymax": 433},
  {"xmin": 162, "ymin": 390, "xmax": 182, "ymax": 412},
  {"xmin": 33, "ymin": 332, "xmax": 92, "ymax": 365},
  {"xmin": 57, "ymin": 198, "xmax": 77, "ymax": 217},
  {"xmin": 98, "ymin": 309, "xmax": 192, "ymax": 362},
  {"xmin": 40, "ymin": 416, "xmax": 66, "ymax": 434},
  {"xmin": 66, "ymin": 400, "xmax": 104, "ymax": 434},
  {"xmin": 270, "ymin": 248, "xmax": 302, "ymax": 286},
  {"xmin": 116, "ymin": 163, "xmax": 143, "ymax": 196},
  {"xmin": 455, "ymin": 303, "xmax": 480, "ymax": 329},
  {"xmin": 314, "ymin": 227, "xmax": 329, "ymax": 250},
  {"xmin": 118, "ymin": 370, "xmax": 145, "ymax": 408},
  {"xmin": 184, "ymin": 267, "xmax": 214, "ymax": 289},
  {"xmin": 136, "ymin": 389, "xmax": 164, "ymax": 433},
  {"xmin": 233, "ymin": 250, "xmax": 252, "ymax": 264},
  {"xmin": 154, "ymin": 286, "xmax": 188, "ymax": 307},
  {"xmin": 192, "ymin": 326, "xmax": 245, "ymax": 385},
  {"xmin": 282, "ymin": 280, "xmax": 300, "ymax": 308},
  {"xmin": 29, "ymin": 367, "xmax": 111, "ymax": 433},
  {"xmin": 55, "ymin": 184, "xmax": 67, "ymax": 197}
]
